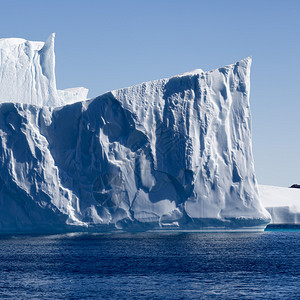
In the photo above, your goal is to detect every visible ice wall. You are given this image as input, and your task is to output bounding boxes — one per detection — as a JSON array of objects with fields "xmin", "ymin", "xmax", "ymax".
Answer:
[
  {"xmin": 0, "ymin": 57, "xmax": 271, "ymax": 232},
  {"xmin": 0, "ymin": 34, "xmax": 88, "ymax": 106}
]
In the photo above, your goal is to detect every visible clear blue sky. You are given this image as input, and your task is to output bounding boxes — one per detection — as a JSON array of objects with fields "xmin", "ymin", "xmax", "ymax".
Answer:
[{"xmin": 0, "ymin": 0, "xmax": 299, "ymax": 187}]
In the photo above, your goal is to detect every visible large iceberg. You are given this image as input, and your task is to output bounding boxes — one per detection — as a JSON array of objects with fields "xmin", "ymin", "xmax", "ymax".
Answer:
[
  {"xmin": 0, "ymin": 34, "xmax": 88, "ymax": 106},
  {"xmin": 0, "ymin": 36, "xmax": 271, "ymax": 232}
]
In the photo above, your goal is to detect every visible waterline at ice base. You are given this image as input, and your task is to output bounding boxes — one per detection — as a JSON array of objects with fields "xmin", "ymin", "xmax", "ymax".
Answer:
[{"xmin": 0, "ymin": 34, "xmax": 272, "ymax": 233}]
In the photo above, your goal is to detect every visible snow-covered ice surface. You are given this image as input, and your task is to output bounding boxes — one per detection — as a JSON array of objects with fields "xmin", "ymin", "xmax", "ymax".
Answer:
[
  {"xmin": 0, "ymin": 34, "xmax": 88, "ymax": 106},
  {"xmin": 0, "ymin": 50, "xmax": 271, "ymax": 232},
  {"xmin": 259, "ymin": 185, "xmax": 300, "ymax": 224}
]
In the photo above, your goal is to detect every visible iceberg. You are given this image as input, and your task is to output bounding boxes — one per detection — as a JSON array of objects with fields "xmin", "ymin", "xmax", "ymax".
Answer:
[
  {"xmin": 259, "ymin": 185, "xmax": 300, "ymax": 225},
  {"xmin": 0, "ymin": 34, "xmax": 88, "ymax": 106},
  {"xmin": 0, "ymin": 35, "xmax": 271, "ymax": 232}
]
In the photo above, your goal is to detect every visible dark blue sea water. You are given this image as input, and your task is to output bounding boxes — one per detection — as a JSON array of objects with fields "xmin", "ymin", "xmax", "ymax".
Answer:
[{"xmin": 0, "ymin": 231, "xmax": 299, "ymax": 299}]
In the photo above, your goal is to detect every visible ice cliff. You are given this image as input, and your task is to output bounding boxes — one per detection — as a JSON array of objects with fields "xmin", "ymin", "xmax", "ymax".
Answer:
[
  {"xmin": 0, "ymin": 36, "xmax": 271, "ymax": 232},
  {"xmin": 0, "ymin": 34, "xmax": 88, "ymax": 106}
]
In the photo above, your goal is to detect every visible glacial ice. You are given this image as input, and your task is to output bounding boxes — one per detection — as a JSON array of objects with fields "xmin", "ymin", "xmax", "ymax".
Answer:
[
  {"xmin": 259, "ymin": 185, "xmax": 300, "ymax": 224},
  {"xmin": 0, "ymin": 36, "xmax": 271, "ymax": 232},
  {"xmin": 0, "ymin": 34, "xmax": 88, "ymax": 106}
]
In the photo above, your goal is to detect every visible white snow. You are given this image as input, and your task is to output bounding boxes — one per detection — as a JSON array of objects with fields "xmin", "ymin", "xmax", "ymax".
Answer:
[
  {"xmin": 258, "ymin": 185, "xmax": 300, "ymax": 224},
  {"xmin": 0, "ymin": 34, "xmax": 88, "ymax": 106}
]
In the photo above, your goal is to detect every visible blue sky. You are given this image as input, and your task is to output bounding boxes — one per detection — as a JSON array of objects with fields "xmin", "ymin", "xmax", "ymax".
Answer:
[{"xmin": 0, "ymin": 0, "xmax": 299, "ymax": 187}]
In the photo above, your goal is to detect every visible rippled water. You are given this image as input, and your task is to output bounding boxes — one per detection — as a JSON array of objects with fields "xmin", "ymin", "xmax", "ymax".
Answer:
[{"xmin": 0, "ymin": 231, "xmax": 299, "ymax": 299}]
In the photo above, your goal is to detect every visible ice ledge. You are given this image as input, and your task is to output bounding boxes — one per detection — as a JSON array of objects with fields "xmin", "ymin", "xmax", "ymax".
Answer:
[{"xmin": 57, "ymin": 87, "xmax": 89, "ymax": 105}]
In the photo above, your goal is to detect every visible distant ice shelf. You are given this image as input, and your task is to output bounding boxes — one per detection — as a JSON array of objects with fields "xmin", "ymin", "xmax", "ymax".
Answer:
[
  {"xmin": 259, "ymin": 185, "xmax": 300, "ymax": 225},
  {"xmin": 0, "ymin": 35, "xmax": 272, "ymax": 233}
]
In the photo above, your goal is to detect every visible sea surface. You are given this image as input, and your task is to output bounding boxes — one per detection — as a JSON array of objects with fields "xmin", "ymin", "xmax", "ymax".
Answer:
[{"xmin": 0, "ymin": 231, "xmax": 299, "ymax": 299}]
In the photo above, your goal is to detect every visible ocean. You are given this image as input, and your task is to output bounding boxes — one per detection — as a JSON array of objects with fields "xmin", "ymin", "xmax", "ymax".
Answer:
[{"xmin": 0, "ymin": 231, "xmax": 299, "ymax": 299}]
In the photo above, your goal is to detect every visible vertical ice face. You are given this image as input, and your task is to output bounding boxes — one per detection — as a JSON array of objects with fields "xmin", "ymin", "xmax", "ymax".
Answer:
[
  {"xmin": 111, "ymin": 57, "xmax": 270, "ymax": 228},
  {"xmin": 0, "ymin": 34, "xmax": 88, "ymax": 106},
  {"xmin": 0, "ymin": 49, "xmax": 271, "ymax": 232}
]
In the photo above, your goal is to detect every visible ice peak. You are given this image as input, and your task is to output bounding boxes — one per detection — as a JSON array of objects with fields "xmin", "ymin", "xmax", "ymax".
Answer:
[
  {"xmin": 236, "ymin": 56, "xmax": 252, "ymax": 69},
  {"xmin": 242, "ymin": 56, "xmax": 252, "ymax": 64},
  {"xmin": 42, "ymin": 33, "xmax": 56, "ymax": 50}
]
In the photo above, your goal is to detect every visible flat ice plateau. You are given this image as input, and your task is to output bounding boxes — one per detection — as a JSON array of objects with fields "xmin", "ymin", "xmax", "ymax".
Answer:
[{"xmin": 0, "ymin": 35, "xmax": 272, "ymax": 232}]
